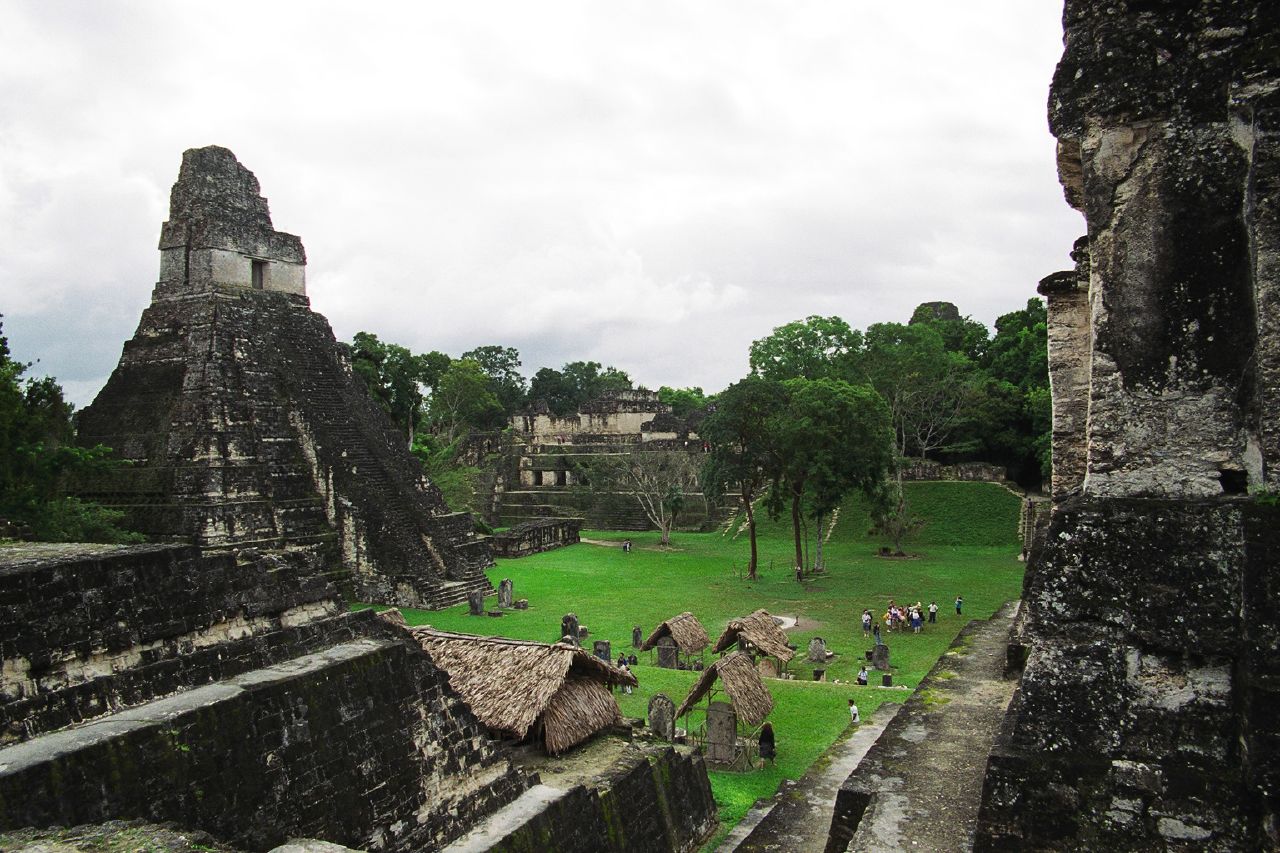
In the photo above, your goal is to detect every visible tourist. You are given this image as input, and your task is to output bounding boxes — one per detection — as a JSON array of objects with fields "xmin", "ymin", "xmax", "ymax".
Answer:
[
  {"xmin": 621, "ymin": 662, "xmax": 633, "ymax": 694},
  {"xmin": 928, "ymin": 601, "xmax": 938, "ymax": 624},
  {"xmin": 628, "ymin": 653, "xmax": 638, "ymax": 666},
  {"xmin": 861, "ymin": 609, "xmax": 872, "ymax": 638},
  {"xmin": 873, "ymin": 623, "xmax": 882, "ymax": 646},
  {"xmin": 848, "ymin": 699, "xmax": 860, "ymax": 724},
  {"xmin": 955, "ymin": 595, "xmax": 964, "ymax": 616},
  {"xmin": 622, "ymin": 539, "xmax": 632, "ymax": 553},
  {"xmin": 911, "ymin": 609, "xmax": 923, "ymax": 633},
  {"xmin": 857, "ymin": 665, "xmax": 868, "ymax": 686},
  {"xmin": 758, "ymin": 722, "xmax": 776, "ymax": 765}
]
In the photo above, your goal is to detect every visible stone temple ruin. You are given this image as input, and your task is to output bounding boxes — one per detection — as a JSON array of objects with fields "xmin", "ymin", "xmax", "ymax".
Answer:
[
  {"xmin": 976, "ymin": 2, "xmax": 1279, "ymax": 849},
  {"xmin": 76, "ymin": 146, "xmax": 492, "ymax": 610}
]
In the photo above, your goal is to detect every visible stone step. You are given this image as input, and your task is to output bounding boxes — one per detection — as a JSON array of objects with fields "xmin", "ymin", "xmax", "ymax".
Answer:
[{"xmin": 438, "ymin": 784, "xmax": 568, "ymax": 853}]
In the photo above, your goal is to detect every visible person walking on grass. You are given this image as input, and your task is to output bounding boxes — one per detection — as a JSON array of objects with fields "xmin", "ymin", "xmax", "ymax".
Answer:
[
  {"xmin": 861, "ymin": 609, "xmax": 873, "ymax": 638},
  {"xmin": 928, "ymin": 601, "xmax": 938, "ymax": 624},
  {"xmin": 955, "ymin": 595, "xmax": 963, "ymax": 616},
  {"xmin": 873, "ymin": 623, "xmax": 882, "ymax": 646}
]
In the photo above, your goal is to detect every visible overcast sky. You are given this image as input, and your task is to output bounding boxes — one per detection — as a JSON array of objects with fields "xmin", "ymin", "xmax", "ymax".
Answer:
[{"xmin": 0, "ymin": 1, "xmax": 1082, "ymax": 408}]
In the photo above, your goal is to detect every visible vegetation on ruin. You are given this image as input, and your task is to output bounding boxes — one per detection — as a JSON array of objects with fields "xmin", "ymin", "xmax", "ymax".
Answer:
[
  {"xmin": 0, "ymin": 318, "xmax": 142, "ymax": 544},
  {"xmin": 361, "ymin": 479, "xmax": 1024, "ymax": 835}
]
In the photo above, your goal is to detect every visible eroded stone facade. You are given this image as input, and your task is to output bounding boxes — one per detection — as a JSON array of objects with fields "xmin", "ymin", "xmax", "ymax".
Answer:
[{"xmin": 977, "ymin": 4, "xmax": 1280, "ymax": 849}]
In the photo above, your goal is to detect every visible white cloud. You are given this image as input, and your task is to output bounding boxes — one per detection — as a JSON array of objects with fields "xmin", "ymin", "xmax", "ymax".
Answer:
[{"xmin": 0, "ymin": 1, "xmax": 1082, "ymax": 407}]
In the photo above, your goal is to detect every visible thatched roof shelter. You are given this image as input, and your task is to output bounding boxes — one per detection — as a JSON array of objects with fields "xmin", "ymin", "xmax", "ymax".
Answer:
[
  {"xmin": 712, "ymin": 609, "xmax": 795, "ymax": 663},
  {"xmin": 675, "ymin": 651, "xmax": 773, "ymax": 727},
  {"xmin": 409, "ymin": 628, "xmax": 637, "ymax": 755},
  {"xmin": 641, "ymin": 611, "xmax": 710, "ymax": 654}
]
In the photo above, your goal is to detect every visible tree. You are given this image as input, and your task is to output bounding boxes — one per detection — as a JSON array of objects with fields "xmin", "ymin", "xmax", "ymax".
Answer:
[
  {"xmin": 700, "ymin": 376, "xmax": 786, "ymax": 580},
  {"xmin": 749, "ymin": 315, "xmax": 862, "ymax": 382},
  {"xmin": 528, "ymin": 367, "xmax": 578, "ymax": 416},
  {"xmin": 527, "ymin": 360, "xmax": 634, "ymax": 416},
  {"xmin": 767, "ymin": 378, "xmax": 894, "ymax": 572},
  {"xmin": 576, "ymin": 450, "xmax": 701, "ymax": 546},
  {"xmin": 350, "ymin": 332, "xmax": 446, "ymax": 445},
  {"xmin": 861, "ymin": 322, "xmax": 978, "ymax": 462},
  {"xmin": 427, "ymin": 358, "xmax": 505, "ymax": 443},
  {"xmin": 0, "ymin": 317, "xmax": 141, "ymax": 543},
  {"xmin": 461, "ymin": 345, "xmax": 527, "ymax": 417},
  {"xmin": 657, "ymin": 386, "xmax": 709, "ymax": 420},
  {"xmin": 908, "ymin": 302, "xmax": 991, "ymax": 363}
]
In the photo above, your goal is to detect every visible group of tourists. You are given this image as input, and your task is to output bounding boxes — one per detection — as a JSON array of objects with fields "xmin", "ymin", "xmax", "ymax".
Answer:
[{"xmin": 860, "ymin": 595, "xmax": 964, "ymax": 642}]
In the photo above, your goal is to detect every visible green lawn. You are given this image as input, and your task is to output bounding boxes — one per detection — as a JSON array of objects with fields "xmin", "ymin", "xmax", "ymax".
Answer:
[{"xmin": 357, "ymin": 481, "xmax": 1025, "ymax": 834}]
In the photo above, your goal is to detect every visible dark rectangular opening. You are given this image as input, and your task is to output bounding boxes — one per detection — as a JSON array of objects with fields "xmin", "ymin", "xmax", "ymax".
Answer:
[
  {"xmin": 533, "ymin": 470, "xmax": 543, "ymax": 486},
  {"xmin": 251, "ymin": 259, "xmax": 266, "ymax": 290},
  {"xmin": 556, "ymin": 470, "xmax": 567, "ymax": 487}
]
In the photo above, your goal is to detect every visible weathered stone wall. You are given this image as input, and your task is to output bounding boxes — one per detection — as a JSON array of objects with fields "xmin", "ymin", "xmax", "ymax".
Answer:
[
  {"xmin": 77, "ymin": 147, "xmax": 492, "ymax": 609},
  {"xmin": 491, "ymin": 518, "xmax": 581, "ymax": 558},
  {"xmin": 977, "ymin": 4, "xmax": 1280, "ymax": 849},
  {"xmin": 0, "ymin": 634, "xmax": 529, "ymax": 852},
  {"xmin": 0, "ymin": 544, "xmax": 338, "ymax": 743},
  {"xmin": 898, "ymin": 459, "xmax": 1009, "ymax": 483},
  {"xmin": 1038, "ymin": 237, "xmax": 1092, "ymax": 503},
  {"xmin": 1048, "ymin": 3, "xmax": 1277, "ymax": 498},
  {"xmin": 479, "ymin": 747, "xmax": 717, "ymax": 853}
]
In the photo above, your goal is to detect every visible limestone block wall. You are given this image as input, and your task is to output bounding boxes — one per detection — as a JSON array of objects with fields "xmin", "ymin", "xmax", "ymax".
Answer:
[
  {"xmin": 1038, "ymin": 238, "xmax": 1092, "ymax": 503},
  {"xmin": 482, "ymin": 747, "xmax": 717, "ymax": 853}
]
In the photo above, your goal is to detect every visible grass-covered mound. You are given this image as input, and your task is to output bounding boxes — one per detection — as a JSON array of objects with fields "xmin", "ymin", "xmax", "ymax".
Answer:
[{"xmin": 358, "ymin": 480, "xmax": 1024, "ymax": 837}]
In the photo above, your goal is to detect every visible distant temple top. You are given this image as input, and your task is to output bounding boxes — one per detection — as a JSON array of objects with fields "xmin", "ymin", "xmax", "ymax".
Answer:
[{"xmin": 157, "ymin": 145, "xmax": 306, "ymax": 296}]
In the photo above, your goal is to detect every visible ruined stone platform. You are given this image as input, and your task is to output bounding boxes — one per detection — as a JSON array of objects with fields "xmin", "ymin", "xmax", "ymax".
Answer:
[{"xmin": 826, "ymin": 602, "xmax": 1020, "ymax": 852}]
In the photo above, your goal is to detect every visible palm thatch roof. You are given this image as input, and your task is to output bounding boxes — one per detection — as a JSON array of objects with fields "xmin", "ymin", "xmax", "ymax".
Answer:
[
  {"xmin": 675, "ymin": 651, "xmax": 773, "ymax": 727},
  {"xmin": 409, "ymin": 627, "xmax": 637, "ymax": 754},
  {"xmin": 641, "ymin": 611, "xmax": 710, "ymax": 654},
  {"xmin": 712, "ymin": 609, "xmax": 795, "ymax": 662}
]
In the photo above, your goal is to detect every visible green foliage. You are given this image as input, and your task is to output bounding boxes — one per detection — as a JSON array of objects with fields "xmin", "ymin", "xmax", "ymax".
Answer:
[
  {"xmin": 460, "ymin": 345, "xmax": 527, "ymax": 416},
  {"xmin": 349, "ymin": 331, "xmax": 446, "ymax": 444},
  {"xmin": 528, "ymin": 360, "xmax": 634, "ymax": 416},
  {"xmin": 0, "ymin": 318, "xmax": 142, "ymax": 543},
  {"xmin": 411, "ymin": 433, "xmax": 483, "ymax": 515},
  {"xmin": 768, "ymin": 377, "xmax": 894, "ymax": 568},
  {"xmin": 749, "ymin": 315, "xmax": 862, "ymax": 382},
  {"xmin": 656, "ymin": 385, "xmax": 709, "ymax": 420},
  {"xmin": 428, "ymin": 358, "xmax": 506, "ymax": 441}
]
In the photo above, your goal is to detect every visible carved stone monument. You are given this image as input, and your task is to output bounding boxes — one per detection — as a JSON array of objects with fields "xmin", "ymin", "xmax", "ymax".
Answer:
[
  {"xmin": 704, "ymin": 701, "xmax": 738, "ymax": 766},
  {"xmin": 560, "ymin": 613, "xmax": 579, "ymax": 646},
  {"xmin": 656, "ymin": 635, "xmax": 678, "ymax": 669},
  {"xmin": 807, "ymin": 637, "xmax": 828, "ymax": 663},
  {"xmin": 498, "ymin": 578, "xmax": 513, "ymax": 609},
  {"xmin": 632, "ymin": 625, "xmax": 643, "ymax": 648},
  {"xmin": 467, "ymin": 590, "xmax": 485, "ymax": 616},
  {"xmin": 648, "ymin": 693, "xmax": 675, "ymax": 742},
  {"xmin": 593, "ymin": 640, "xmax": 611, "ymax": 662},
  {"xmin": 871, "ymin": 644, "xmax": 890, "ymax": 672}
]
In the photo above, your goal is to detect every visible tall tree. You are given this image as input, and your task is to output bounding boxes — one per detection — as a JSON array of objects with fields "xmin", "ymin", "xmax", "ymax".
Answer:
[
  {"xmin": 700, "ymin": 376, "xmax": 785, "ymax": 579},
  {"xmin": 767, "ymin": 378, "xmax": 894, "ymax": 572},
  {"xmin": 576, "ymin": 450, "xmax": 701, "ymax": 546},
  {"xmin": 861, "ymin": 322, "xmax": 978, "ymax": 462},
  {"xmin": 749, "ymin": 315, "xmax": 862, "ymax": 382},
  {"xmin": 657, "ymin": 386, "xmax": 710, "ymax": 420},
  {"xmin": 461, "ymin": 345, "xmax": 527, "ymax": 417},
  {"xmin": 427, "ymin": 358, "xmax": 505, "ymax": 443},
  {"xmin": 349, "ymin": 332, "xmax": 445, "ymax": 445},
  {"xmin": 527, "ymin": 360, "xmax": 634, "ymax": 416}
]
